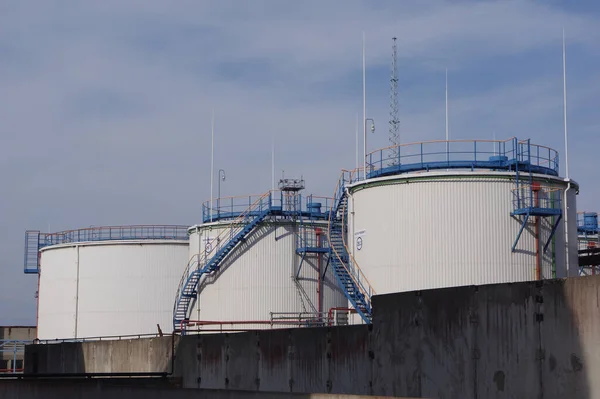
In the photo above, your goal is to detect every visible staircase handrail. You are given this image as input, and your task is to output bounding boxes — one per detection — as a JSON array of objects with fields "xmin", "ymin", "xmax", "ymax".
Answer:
[
  {"xmin": 327, "ymin": 169, "xmax": 377, "ymax": 301},
  {"xmin": 173, "ymin": 191, "xmax": 273, "ymax": 318}
]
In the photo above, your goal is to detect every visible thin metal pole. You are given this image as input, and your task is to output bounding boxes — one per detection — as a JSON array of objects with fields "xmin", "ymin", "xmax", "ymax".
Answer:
[
  {"xmin": 563, "ymin": 28, "xmax": 572, "ymax": 275},
  {"xmin": 13, "ymin": 343, "xmax": 17, "ymax": 372},
  {"xmin": 362, "ymin": 31, "xmax": 367, "ymax": 178},
  {"xmin": 218, "ymin": 170, "xmax": 224, "ymax": 210},
  {"xmin": 356, "ymin": 112, "xmax": 359, "ymax": 171},
  {"xmin": 445, "ymin": 68, "xmax": 449, "ymax": 163},
  {"xmin": 563, "ymin": 29, "xmax": 569, "ymax": 180},
  {"xmin": 210, "ymin": 108, "xmax": 215, "ymax": 222},
  {"xmin": 271, "ymin": 138, "xmax": 275, "ymax": 192}
]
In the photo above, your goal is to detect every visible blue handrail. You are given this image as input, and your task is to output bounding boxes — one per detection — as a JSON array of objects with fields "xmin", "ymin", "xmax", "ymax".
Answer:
[
  {"xmin": 512, "ymin": 186, "xmax": 562, "ymax": 215},
  {"xmin": 202, "ymin": 191, "xmax": 334, "ymax": 223},
  {"xmin": 24, "ymin": 225, "xmax": 189, "ymax": 273},
  {"xmin": 366, "ymin": 138, "xmax": 559, "ymax": 179}
]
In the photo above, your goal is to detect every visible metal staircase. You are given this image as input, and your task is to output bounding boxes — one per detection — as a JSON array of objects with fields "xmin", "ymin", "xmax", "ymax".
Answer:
[
  {"xmin": 173, "ymin": 192, "xmax": 273, "ymax": 332},
  {"xmin": 24, "ymin": 231, "xmax": 41, "ymax": 274},
  {"xmin": 511, "ymin": 139, "xmax": 562, "ymax": 252},
  {"xmin": 327, "ymin": 171, "xmax": 375, "ymax": 323}
]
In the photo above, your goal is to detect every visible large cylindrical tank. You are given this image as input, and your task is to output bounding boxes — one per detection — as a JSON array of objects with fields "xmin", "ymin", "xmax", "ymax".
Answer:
[
  {"xmin": 583, "ymin": 212, "xmax": 598, "ymax": 231},
  {"xmin": 347, "ymin": 171, "xmax": 578, "ymax": 295},
  {"xmin": 36, "ymin": 226, "xmax": 188, "ymax": 340},
  {"xmin": 187, "ymin": 219, "xmax": 347, "ymax": 329}
]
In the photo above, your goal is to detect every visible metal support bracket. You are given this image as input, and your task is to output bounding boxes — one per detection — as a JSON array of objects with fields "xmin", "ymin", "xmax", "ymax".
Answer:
[
  {"xmin": 544, "ymin": 214, "xmax": 563, "ymax": 253},
  {"xmin": 512, "ymin": 213, "xmax": 530, "ymax": 252},
  {"xmin": 322, "ymin": 252, "xmax": 331, "ymax": 279},
  {"xmin": 296, "ymin": 253, "xmax": 306, "ymax": 279}
]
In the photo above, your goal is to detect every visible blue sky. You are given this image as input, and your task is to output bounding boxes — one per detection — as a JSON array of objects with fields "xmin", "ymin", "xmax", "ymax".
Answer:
[{"xmin": 1, "ymin": 1, "xmax": 599, "ymax": 324}]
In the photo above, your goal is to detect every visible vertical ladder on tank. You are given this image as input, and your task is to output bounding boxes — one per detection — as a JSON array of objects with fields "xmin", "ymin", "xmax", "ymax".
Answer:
[{"xmin": 511, "ymin": 139, "xmax": 563, "ymax": 253}]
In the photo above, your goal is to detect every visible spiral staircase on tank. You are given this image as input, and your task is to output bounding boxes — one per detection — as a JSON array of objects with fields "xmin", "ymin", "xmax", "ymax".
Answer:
[
  {"xmin": 325, "ymin": 171, "xmax": 376, "ymax": 324},
  {"xmin": 173, "ymin": 192, "xmax": 275, "ymax": 332}
]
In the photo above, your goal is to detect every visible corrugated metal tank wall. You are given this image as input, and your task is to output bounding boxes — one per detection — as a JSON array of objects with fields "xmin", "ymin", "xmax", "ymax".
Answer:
[
  {"xmin": 566, "ymin": 188, "xmax": 579, "ymax": 276},
  {"xmin": 37, "ymin": 247, "xmax": 78, "ymax": 339},
  {"xmin": 347, "ymin": 172, "xmax": 576, "ymax": 296},
  {"xmin": 37, "ymin": 241, "xmax": 188, "ymax": 340},
  {"xmin": 188, "ymin": 221, "xmax": 346, "ymax": 328}
]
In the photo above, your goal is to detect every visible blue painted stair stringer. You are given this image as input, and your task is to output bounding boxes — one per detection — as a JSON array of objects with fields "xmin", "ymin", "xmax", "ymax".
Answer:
[
  {"xmin": 327, "ymin": 190, "xmax": 373, "ymax": 323},
  {"xmin": 173, "ymin": 208, "xmax": 272, "ymax": 331}
]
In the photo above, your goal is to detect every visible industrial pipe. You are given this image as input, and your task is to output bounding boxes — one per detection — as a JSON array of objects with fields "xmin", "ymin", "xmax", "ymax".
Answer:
[
  {"xmin": 316, "ymin": 227, "xmax": 323, "ymax": 320},
  {"xmin": 564, "ymin": 181, "xmax": 572, "ymax": 275},
  {"xmin": 533, "ymin": 183, "xmax": 541, "ymax": 280},
  {"xmin": 179, "ymin": 319, "xmax": 325, "ymax": 334}
]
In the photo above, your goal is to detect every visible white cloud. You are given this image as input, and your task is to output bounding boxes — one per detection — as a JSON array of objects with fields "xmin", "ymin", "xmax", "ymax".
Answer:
[{"xmin": 0, "ymin": 0, "xmax": 599, "ymax": 324}]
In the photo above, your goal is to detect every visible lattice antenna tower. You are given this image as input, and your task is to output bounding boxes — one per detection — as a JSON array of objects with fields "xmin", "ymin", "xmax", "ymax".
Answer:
[{"xmin": 388, "ymin": 37, "xmax": 400, "ymax": 166}]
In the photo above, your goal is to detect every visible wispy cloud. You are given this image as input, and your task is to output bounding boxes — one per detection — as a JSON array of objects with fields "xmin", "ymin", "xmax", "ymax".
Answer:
[{"xmin": 0, "ymin": 1, "xmax": 599, "ymax": 323}]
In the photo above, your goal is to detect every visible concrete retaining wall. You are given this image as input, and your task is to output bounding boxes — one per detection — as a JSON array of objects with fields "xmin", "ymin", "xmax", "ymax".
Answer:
[
  {"xmin": 0, "ymin": 380, "xmax": 406, "ymax": 399},
  {"xmin": 24, "ymin": 336, "xmax": 174, "ymax": 374},
  {"xmin": 24, "ymin": 276, "xmax": 600, "ymax": 398}
]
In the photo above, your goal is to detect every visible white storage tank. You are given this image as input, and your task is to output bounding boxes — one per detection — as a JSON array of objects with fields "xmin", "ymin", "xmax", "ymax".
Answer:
[
  {"xmin": 577, "ymin": 211, "xmax": 599, "ymax": 276},
  {"xmin": 27, "ymin": 226, "xmax": 189, "ymax": 340},
  {"xmin": 345, "ymin": 138, "xmax": 579, "ymax": 296},
  {"xmin": 178, "ymin": 187, "xmax": 347, "ymax": 332}
]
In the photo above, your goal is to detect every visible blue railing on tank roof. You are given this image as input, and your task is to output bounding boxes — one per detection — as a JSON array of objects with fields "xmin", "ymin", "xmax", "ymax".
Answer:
[
  {"xmin": 365, "ymin": 137, "xmax": 559, "ymax": 179},
  {"xmin": 202, "ymin": 191, "xmax": 334, "ymax": 223},
  {"xmin": 24, "ymin": 225, "xmax": 189, "ymax": 274},
  {"xmin": 36, "ymin": 225, "xmax": 189, "ymax": 247}
]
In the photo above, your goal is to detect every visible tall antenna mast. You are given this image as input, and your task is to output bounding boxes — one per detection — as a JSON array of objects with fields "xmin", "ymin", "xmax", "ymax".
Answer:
[
  {"xmin": 445, "ymin": 68, "xmax": 449, "ymax": 164},
  {"xmin": 388, "ymin": 37, "xmax": 400, "ymax": 165},
  {"xmin": 355, "ymin": 112, "xmax": 359, "ymax": 171},
  {"xmin": 271, "ymin": 137, "xmax": 275, "ymax": 192},
  {"xmin": 210, "ymin": 108, "xmax": 215, "ymax": 223},
  {"xmin": 563, "ymin": 29, "xmax": 569, "ymax": 179},
  {"xmin": 445, "ymin": 69, "xmax": 449, "ymax": 142},
  {"xmin": 562, "ymin": 28, "xmax": 572, "ymax": 275},
  {"xmin": 362, "ymin": 31, "xmax": 367, "ymax": 177}
]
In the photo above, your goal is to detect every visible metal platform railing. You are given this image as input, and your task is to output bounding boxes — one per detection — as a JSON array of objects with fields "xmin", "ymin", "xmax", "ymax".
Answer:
[
  {"xmin": 365, "ymin": 138, "xmax": 559, "ymax": 179},
  {"xmin": 202, "ymin": 192, "xmax": 334, "ymax": 223},
  {"xmin": 24, "ymin": 225, "xmax": 189, "ymax": 273},
  {"xmin": 296, "ymin": 224, "xmax": 327, "ymax": 251},
  {"xmin": 33, "ymin": 332, "xmax": 168, "ymax": 345},
  {"xmin": 36, "ymin": 225, "xmax": 189, "ymax": 247},
  {"xmin": 178, "ymin": 310, "xmax": 356, "ymax": 333},
  {"xmin": 512, "ymin": 186, "xmax": 563, "ymax": 216},
  {"xmin": 0, "ymin": 340, "xmax": 30, "ymax": 374}
]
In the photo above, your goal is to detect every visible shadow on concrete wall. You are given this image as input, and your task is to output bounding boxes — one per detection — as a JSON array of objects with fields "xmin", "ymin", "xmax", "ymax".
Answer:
[
  {"xmin": 25, "ymin": 341, "xmax": 86, "ymax": 374},
  {"xmin": 23, "ymin": 277, "xmax": 598, "ymax": 398},
  {"xmin": 371, "ymin": 277, "xmax": 594, "ymax": 398},
  {"xmin": 25, "ymin": 335, "xmax": 175, "ymax": 376},
  {"xmin": 168, "ymin": 277, "xmax": 596, "ymax": 398}
]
